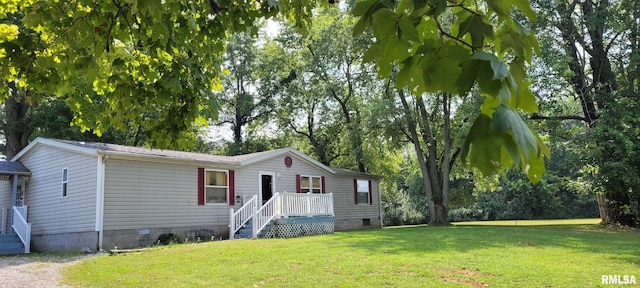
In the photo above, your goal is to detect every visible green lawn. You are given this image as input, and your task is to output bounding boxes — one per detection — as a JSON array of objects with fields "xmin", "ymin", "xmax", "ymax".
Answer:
[
  {"xmin": 452, "ymin": 218, "xmax": 602, "ymax": 226},
  {"xmin": 63, "ymin": 221, "xmax": 640, "ymax": 287}
]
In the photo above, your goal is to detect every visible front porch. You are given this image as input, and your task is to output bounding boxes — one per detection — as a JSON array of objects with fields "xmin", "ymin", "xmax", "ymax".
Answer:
[
  {"xmin": 0, "ymin": 161, "xmax": 32, "ymax": 254},
  {"xmin": 230, "ymin": 192, "xmax": 334, "ymax": 240}
]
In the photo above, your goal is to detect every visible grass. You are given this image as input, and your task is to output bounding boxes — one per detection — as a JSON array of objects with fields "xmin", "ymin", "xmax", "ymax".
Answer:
[
  {"xmin": 62, "ymin": 220, "xmax": 640, "ymax": 287},
  {"xmin": 452, "ymin": 218, "xmax": 602, "ymax": 226}
]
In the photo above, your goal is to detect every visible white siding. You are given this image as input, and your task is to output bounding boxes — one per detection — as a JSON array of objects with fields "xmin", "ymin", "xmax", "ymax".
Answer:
[
  {"xmin": 20, "ymin": 146, "xmax": 98, "ymax": 234},
  {"xmin": 234, "ymin": 153, "xmax": 330, "ymax": 201},
  {"xmin": 0, "ymin": 180, "xmax": 11, "ymax": 233},
  {"xmin": 103, "ymin": 151, "xmax": 381, "ymax": 231},
  {"xmin": 235, "ymin": 153, "xmax": 381, "ymax": 227},
  {"xmin": 102, "ymin": 159, "xmax": 231, "ymax": 230},
  {"xmin": 329, "ymin": 176, "xmax": 380, "ymax": 225}
]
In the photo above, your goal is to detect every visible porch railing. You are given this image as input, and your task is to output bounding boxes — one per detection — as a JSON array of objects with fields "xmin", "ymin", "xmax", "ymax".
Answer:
[
  {"xmin": 251, "ymin": 192, "xmax": 334, "ymax": 239},
  {"xmin": 12, "ymin": 206, "xmax": 31, "ymax": 253},
  {"xmin": 253, "ymin": 194, "xmax": 279, "ymax": 238},
  {"xmin": 229, "ymin": 195, "xmax": 257, "ymax": 240},
  {"xmin": 279, "ymin": 192, "xmax": 334, "ymax": 218}
]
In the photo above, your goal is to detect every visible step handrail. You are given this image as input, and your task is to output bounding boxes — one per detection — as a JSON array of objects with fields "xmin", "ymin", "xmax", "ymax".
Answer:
[
  {"xmin": 229, "ymin": 195, "xmax": 257, "ymax": 240},
  {"xmin": 253, "ymin": 192, "xmax": 281, "ymax": 238},
  {"xmin": 11, "ymin": 206, "xmax": 30, "ymax": 253}
]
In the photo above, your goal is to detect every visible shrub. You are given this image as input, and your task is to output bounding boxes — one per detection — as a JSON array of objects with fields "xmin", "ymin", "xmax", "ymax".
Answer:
[{"xmin": 157, "ymin": 233, "xmax": 183, "ymax": 245}]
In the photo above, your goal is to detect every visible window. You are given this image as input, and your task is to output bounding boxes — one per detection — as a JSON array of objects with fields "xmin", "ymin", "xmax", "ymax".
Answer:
[
  {"xmin": 205, "ymin": 170, "xmax": 228, "ymax": 204},
  {"xmin": 61, "ymin": 168, "xmax": 68, "ymax": 198},
  {"xmin": 300, "ymin": 176, "xmax": 322, "ymax": 193},
  {"xmin": 356, "ymin": 179, "xmax": 370, "ymax": 204}
]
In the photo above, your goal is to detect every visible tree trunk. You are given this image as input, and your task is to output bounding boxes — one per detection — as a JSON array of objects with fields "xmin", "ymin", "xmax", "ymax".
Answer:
[
  {"xmin": 439, "ymin": 93, "xmax": 452, "ymax": 225},
  {"xmin": 398, "ymin": 90, "xmax": 436, "ymax": 223},
  {"xmin": 3, "ymin": 82, "xmax": 34, "ymax": 159}
]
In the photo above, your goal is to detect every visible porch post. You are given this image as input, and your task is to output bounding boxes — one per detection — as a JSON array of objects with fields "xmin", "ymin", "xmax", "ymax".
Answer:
[
  {"xmin": 10, "ymin": 174, "xmax": 18, "ymax": 234},
  {"xmin": 1, "ymin": 207, "xmax": 6, "ymax": 234}
]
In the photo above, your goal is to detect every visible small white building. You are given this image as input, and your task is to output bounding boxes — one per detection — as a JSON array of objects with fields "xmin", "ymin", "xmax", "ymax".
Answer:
[{"xmin": 0, "ymin": 138, "xmax": 381, "ymax": 253}]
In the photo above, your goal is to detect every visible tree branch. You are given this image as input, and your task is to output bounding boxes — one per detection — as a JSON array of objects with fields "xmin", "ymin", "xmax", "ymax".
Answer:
[{"xmin": 529, "ymin": 113, "xmax": 589, "ymax": 122}]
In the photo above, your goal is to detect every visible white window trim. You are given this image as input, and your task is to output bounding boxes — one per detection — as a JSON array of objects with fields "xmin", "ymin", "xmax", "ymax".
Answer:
[
  {"xmin": 61, "ymin": 167, "xmax": 69, "ymax": 198},
  {"xmin": 300, "ymin": 175, "xmax": 322, "ymax": 194},
  {"xmin": 204, "ymin": 169, "xmax": 229, "ymax": 205},
  {"xmin": 356, "ymin": 179, "xmax": 370, "ymax": 204}
]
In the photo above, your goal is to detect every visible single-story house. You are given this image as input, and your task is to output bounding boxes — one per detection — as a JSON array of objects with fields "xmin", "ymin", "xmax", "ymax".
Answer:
[{"xmin": 0, "ymin": 137, "xmax": 382, "ymax": 253}]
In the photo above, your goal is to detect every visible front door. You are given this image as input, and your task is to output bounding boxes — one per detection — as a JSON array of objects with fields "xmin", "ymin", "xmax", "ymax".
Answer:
[{"xmin": 260, "ymin": 173, "xmax": 275, "ymax": 205}]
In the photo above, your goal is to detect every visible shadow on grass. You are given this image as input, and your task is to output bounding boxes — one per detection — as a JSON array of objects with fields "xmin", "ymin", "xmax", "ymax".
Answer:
[{"xmin": 327, "ymin": 224, "xmax": 640, "ymax": 267}]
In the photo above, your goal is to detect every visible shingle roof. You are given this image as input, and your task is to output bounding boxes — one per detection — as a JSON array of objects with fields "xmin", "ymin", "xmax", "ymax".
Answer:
[
  {"xmin": 15, "ymin": 138, "xmax": 379, "ymax": 177},
  {"xmin": 332, "ymin": 167, "xmax": 381, "ymax": 179},
  {"xmin": 0, "ymin": 161, "xmax": 31, "ymax": 175},
  {"xmin": 52, "ymin": 139, "xmax": 282, "ymax": 165}
]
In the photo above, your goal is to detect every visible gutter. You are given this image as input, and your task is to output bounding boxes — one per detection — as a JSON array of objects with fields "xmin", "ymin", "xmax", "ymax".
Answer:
[
  {"xmin": 95, "ymin": 155, "xmax": 107, "ymax": 251},
  {"xmin": 377, "ymin": 179, "xmax": 384, "ymax": 228}
]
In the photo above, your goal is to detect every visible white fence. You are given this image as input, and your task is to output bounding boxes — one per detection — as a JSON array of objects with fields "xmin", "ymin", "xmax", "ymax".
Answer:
[
  {"xmin": 230, "ymin": 192, "xmax": 334, "ymax": 239},
  {"xmin": 12, "ymin": 206, "xmax": 31, "ymax": 253}
]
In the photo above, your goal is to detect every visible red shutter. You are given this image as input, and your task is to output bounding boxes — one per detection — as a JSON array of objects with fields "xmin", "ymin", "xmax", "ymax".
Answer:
[
  {"xmin": 353, "ymin": 179, "xmax": 358, "ymax": 205},
  {"xmin": 296, "ymin": 174, "xmax": 301, "ymax": 193},
  {"xmin": 368, "ymin": 180, "xmax": 373, "ymax": 205},
  {"xmin": 229, "ymin": 170, "xmax": 235, "ymax": 205},
  {"xmin": 321, "ymin": 176, "xmax": 326, "ymax": 194},
  {"xmin": 197, "ymin": 168, "xmax": 205, "ymax": 205}
]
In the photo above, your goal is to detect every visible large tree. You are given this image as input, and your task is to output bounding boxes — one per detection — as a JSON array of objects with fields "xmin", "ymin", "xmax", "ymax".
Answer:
[
  {"xmin": 0, "ymin": 0, "xmax": 327, "ymax": 150},
  {"xmin": 270, "ymin": 8, "xmax": 381, "ymax": 170},
  {"xmin": 214, "ymin": 32, "xmax": 278, "ymax": 155},
  {"xmin": 531, "ymin": 0, "xmax": 640, "ymax": 226},
  {"xmin": 353, "ymin": 0, "xmax": 548, "ymax": 224}
]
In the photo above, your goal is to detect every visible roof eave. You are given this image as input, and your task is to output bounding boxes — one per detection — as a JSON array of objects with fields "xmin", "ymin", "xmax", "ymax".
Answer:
[
  {"xmin": 97, "ymin": 150, "xmax": 241, "ymax": 168},
  {"xmin": 11, "ymin": 137, "xmax": 98, "ymax": 161},
  {"xmin": 238, "ymin": 147, "xmax": 335, "ymax": 174}
]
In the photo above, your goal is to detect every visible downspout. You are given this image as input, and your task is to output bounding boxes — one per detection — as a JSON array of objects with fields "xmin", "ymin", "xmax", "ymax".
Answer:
[
  {"xmin": 95, "ymin": 154, "xmax": 107, "ymax": 251},
  {"xmin": 377, "ymin": 179, "xmax": 384, "ymax": 228}
]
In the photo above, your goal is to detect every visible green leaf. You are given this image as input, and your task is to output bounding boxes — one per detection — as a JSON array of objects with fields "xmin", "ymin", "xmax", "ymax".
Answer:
[
  {"xmin": 362, "ymin": 42, "xmax": 383, "ymax": 63},
  {"xmin": 352, "ymin": 0, "xmax": 377, "ymax": 16},
  {"xmin": 419, "ymin": 43, "xmax": 469, "ymax": 93},
  {"xmin": 513, "ymin": 0, "xmax": 537, "ymax": 21},
  {"xmin": 371, "ymin": 9, "xmax": 397, "ymax": 41},
  {"xmin": 490, "ymin": 105, "xmax": 537, "ymax": 159},
  {"xmin": 515, "ymin": 80, "xmax": 538, "ymax": 113},
  {"xmin": 470, "ymin": 52, "xmax": 509, "ymax": 80},
  {"xmin": 398, "ymin": 15, "xmax": 421, "ymax": 43},
  {"xmin": 461, "ymin": 114, "xmax": 503, "ymax": 176},
  {"xmin": 425, "ymin": 0, "xmax": 447, "ymax": 16},
  {"xmin": 462, "ymin": 105, "xmax": 548, "ymax": 181},
  {"xmin": 456, "ymin": 60, "xmax": 479, "ymax": 95},
  {"xmin": 525, "ymin": 144, "xmax": 546, "ymax": 184},
  {"xmin": 352, "ymin": 0, "xmax": 380, "ymax": 35},
  {"xmin": 396, "ymin": 55, "xmax": 418, "ymax": 89},
  {"xmin": 456, "ymin": 13, "xmax": 493, "ymax": 48}
]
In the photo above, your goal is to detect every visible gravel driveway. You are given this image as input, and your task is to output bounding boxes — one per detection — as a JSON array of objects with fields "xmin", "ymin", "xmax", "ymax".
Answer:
[{"xmin": 0, "ymin": 254, "xmax": 95, "ymax": 288}]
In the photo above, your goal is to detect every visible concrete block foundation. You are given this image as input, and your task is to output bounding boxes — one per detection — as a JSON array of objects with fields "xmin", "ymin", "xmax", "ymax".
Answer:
[
  {"xmin": 102, "ymin": 225, "xmax": 230, "ymax": 250},
  {"xmin": 31, "ymin": 231, "xmax": 99, "ymax": 253}
]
